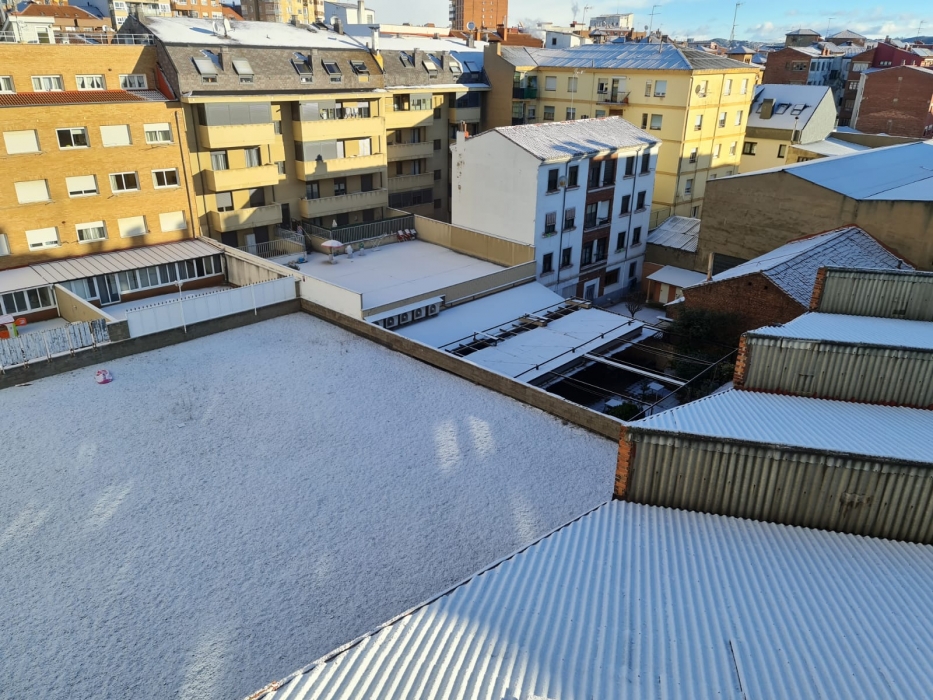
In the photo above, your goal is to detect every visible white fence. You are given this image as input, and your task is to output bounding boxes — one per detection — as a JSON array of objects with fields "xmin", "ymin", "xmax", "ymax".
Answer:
[
  {"xmin": 0, "ymin": 319, "xmax": 109, "ymax": 370},
  {"xmin": 125, "ymin": 278, "xmax": 296, "ymax": 338}
]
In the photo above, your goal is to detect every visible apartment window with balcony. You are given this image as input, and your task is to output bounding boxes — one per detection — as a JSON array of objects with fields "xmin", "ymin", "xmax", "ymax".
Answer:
[
  {"xmin": 152, "ymin": 169, "xmax": 179, "ymax": 188},
  {"xmin": 412, "ymin": 160, "xmax": 423, "ymax": 175},
  {"xmin": 650, "ymin": 114, "xmax": 662, "ymax": 130},
  {"xmin": 654, "ymin": 80, "xmax": 667, "ymax": 97},
  {"xmin": 144, "ymin": 122, "xmax": 172, "ymax": 144},
  {"xmin": 584, "ymin": 202, "xmax": 598, "ymax": 229},
  {"xmin": 735, "ymin": 110, "xmax": 743, "ymax": 126},
  {"xmin": 595, "ymin": 237, "xmax": 607, "ymax": 262},
  {"xmin": 632, "ymin": 226, "xmax": 642, "ymax": 245},
  {"xmin": 560, "ymin": 247, "xmax": 572, "ymax": 268},
  {"xmin": 76, "ymin": 75, "xmax": 104, "ymax": 90},
  {"xmin": 724, "ymin": 79, "xmax": 732, "ymax": 96},
  {"xmin": 742, "ymin": 141, "xmax": 757, "ymax": 155},
  {"xmin": 32, "ymin": 75, "xmax": 63, "ymax": 91},
  {"xmin": 544, "ymin": 212, "xmax": 557, "ymax": 235},
  {"xmin": 244, "ymin": 147, "xmax": 261, "ymax": 167},
  {"xmin": 333, "ymin": 178, "xmax": 347, "ymax": 196},
  {"xmin": 411, "ymin": 95, "xmax": 431, "ymax": 111},
  {"xmin": 76, "ymin": 221, "xmax": 107, "ymax": 243},
  {"xmin": 568, "ymin": 165, "xmax": 579, "ymax": 188},
  {"xmin": 0, "ymin": 76, "xmax": 13, "ymax": 93},
  {"xmin": 248, "ymin": 188, "xmax": 265, "ymax": 207},
  {"xmin": 566, "ymin": 107, "xmax": 576, "ymax": 120},
  {"xmin": 597, "ymin": 79, "xmax": 608, "ymax": 94},
  {"xmin": 624, "ymin": 156, "xmax": 635, "ymax": 176},
  {"xmin": 56, "ymin": 127, "xmax": 89, "ymax": 149},
  {"xmin": 641, "ymin": 152, "xmax": 651, "ymax": 173},
  {"xmin": 694, "ymin": 114, "xmax": 703, "ymax": 131},
  {"xmin": 542, "ymin": 252, "xmax": 554, "ymax": 274},
  {"xmin": 211, "ymin": 151, "xmax": 228, "ymax": 170},
  {"xmin": 581, "ymin": 240, "xmax": 594, "ymax": 266},
  {"xmin": 545, "ymin": 76, "xmax": 557, "ymax": 91},
  {"xmin": 778, "ymin": 144, "xmax": 787, "ymax": 158},
  {"xmin": 547, "ymin": 168, "xmax": 559, "ymax": 192},
  {"xmin": 110, "ymin": 172, "xmax": 139, "ymax": 193},
  {"xmin": 689, "ymin": 147, "xmax": 698, "ymax": 163},
  {"xmin": 619, "ymin": 194, "xmax": 631, "ymax": 216},
  {"xmin": 636, "ymin": 191, "xmax": 646, "ymax": 210},
  {"xmin": 543, "ymin": 106, "xmax": 555, "ymax": 121},
  {"xmin": 568, "ymin": 76, "xmax": 578, "ymax": 93},
  {"xmin": 718, "ymin": 111, "xmax": 726, "ymax": 127},
  {"xmin": 306, "ymin": 182, "xmax": 319, "ymax": 200},
  {"xmin": 684, "ymin": 178, "xmax": 693, "ymax": 195},
  {"xmin": 563, "ymin": 207, "xmax": 576, "ymax": 231}
]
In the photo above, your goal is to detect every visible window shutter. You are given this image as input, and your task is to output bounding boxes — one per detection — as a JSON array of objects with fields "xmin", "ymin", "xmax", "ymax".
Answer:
[
  {"xmin": 118, "ymin": 216, "xmax": 147, "ymax": 237},
  {"xmin": 159, "ymin": 211, "xmax": 187, "ymax": 232},
  {"xmin": 15, "ymin": 180, "xmax": 50, "ymax": 203},
  {"xmin": 3, "ymin": 130, "xmax": 39, "ymax": 154},
  {"xmin": 100, "ymin": 125, "xmax": 131, "ymax": 147}
]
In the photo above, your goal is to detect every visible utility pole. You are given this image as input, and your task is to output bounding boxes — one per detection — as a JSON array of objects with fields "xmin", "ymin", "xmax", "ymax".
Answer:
[
  {"xmin": 647, "ymin": 4, "xmax": 660, "ymax": 36},
  {"xmin": 917, "ymin": 20, "xmax": 925, "ymax": 42},
  {"xmin": 728, "ymin": 2, "xmax": 743, "ymax": 47}
]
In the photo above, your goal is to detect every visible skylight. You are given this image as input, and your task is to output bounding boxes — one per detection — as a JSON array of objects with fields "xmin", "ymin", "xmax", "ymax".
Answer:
[
  {"xmin": 232, "ymin": 59, "xmax": 253, "ymax": 76},
  {"xmin": 350, "ymin": 60, "xmax": 369, "ymax": 75}
]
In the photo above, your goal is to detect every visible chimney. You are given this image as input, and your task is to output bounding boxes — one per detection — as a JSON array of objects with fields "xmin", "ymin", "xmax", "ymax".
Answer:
[
  {"xmin": 413, "ymin": 47, "xmax": 422, "ymax": 65},
  {"xmin": 334, "ymin": 17, "xmax": 343, "ymax": 34},
  {"xmin": 706, "ymin": 252, "xmax": 714, "ymax": 281},
  {"xmin": 370, "ymin": 25, "xmax": 379, "ymax": 53},
  {"xmin": 357, "ymin": 0, "xmax": 364, "ymax": 21},
  {"xmin": 311, "ymin": 47, "xmax": 319, "ymax": 63},
  {"xmin": 433, "ymin": 32, "xmax": 439, "ymax": 40},
  {"xmin": 440, "ymin": 52, "xmax": 447, "ymax": 70},
  {"xmin": 467, "ymin": 34, "xmax": 475, "ymax": 48},
  {"xmin": 760, "ymin": 98, "xmax": 774, "ymax": 119}
]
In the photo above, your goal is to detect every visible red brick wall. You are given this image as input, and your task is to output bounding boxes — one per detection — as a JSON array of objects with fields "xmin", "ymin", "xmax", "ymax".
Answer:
[
  {"xmin": 762, "ymin": 47, "xmax": 813, "ymax": 85},
  {"xmin": 733, "ymin": 334, "xmax": 749, "ymax": 388},
  {"xmin": 681, "ymin": 272, "xmax": 807, "ymax": 335},
  {"xmin": 855, "ymin": 66, "xmax": 933, "ymax": 138},
  {"xmin": 615, "ymin": 425, "xmax": 634, "ymax": 498}
]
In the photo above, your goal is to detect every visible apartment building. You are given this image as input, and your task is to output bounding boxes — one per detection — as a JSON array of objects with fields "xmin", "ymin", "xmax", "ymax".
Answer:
[
  {"xmin": 240, "ymin": 0, "xmax": 323, "ymax": 24},
  {"xmin": 450, "ymin": 118, "xmax": 659, "ymax": 301},
  {"xmin": 132, "ymin": 17, "xmax": 487, "ymax": 247},
  {"xmin": 840, "ymin": 43, "xmax": 933, "ymax": 126},
  {"xmin": 78, "ymin": 0, "xmax": 173, "ymax": 28},
  {"xmin": 449, "ymin": 0, "xmax": 506, "ymax": 31},
  {"xmin": 0, "ymin": 3, "xmax": 112, "ymax": 43},
  {"xmin": 0, "ymin": 43, "xmax": 196, "ymax": 270},
  {"xmin": 484, "ymin": 42, "xmax": 758, "ymax": 225}
]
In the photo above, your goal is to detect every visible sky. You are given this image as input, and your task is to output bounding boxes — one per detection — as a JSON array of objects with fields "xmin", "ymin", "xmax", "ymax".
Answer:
[{"xmin": 359, "ymin": 1, "xmax": 930, "ymax": 42}]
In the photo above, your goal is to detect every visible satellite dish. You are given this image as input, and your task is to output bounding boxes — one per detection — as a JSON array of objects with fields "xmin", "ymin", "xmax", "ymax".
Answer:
[
  {"xmin": 223, "ymin": 17, "xmax": 232, "ymax": 33},
  {"xmin": 467, "ymin": 21, "xmax": 476, "ymax": 30},
  {"xmin": 212, "ymin": 20, "xmax": 220, "ymax": 35}
]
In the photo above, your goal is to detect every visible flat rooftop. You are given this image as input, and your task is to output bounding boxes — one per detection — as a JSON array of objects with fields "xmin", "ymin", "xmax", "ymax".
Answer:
[
  {"xmin": 283, "ymin": 241, "xmax": 506, "ymax": 311},
  {"xmin": 258, "ymin": 499, "xmax": 933, "ymax": 700},
  {"xmin": 0, "ymin": 314, "xmax": 616, "ymax": 700},
  {"xmin": 751, "ymin": 312, "xmax": 933, "ymax": 350}
]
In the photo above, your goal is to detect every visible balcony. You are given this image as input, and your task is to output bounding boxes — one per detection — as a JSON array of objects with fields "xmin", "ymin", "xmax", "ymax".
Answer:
[
  {"xmin": 387, "ymin": 141, "xmax": 434, "ymax": 161},
  {"xmin": 197, "ymin": 123, "xmax": 275, "ymax": 149},
  {"xmin": 449, "ymin": 106, "xmax": 481, "ymax": 123},
  {"xmin": 299, "ymin": 188, "xmax": 389, "ymax": 219},
  {"xmin": 209, "ymin": 203, "xmax": 283, "ymax": 232},
  {"xmin": 597, "ymin": 92, "xmax": 630, "ymax": 105},
  {"xmin": 512, "ymin": 87, "xmax": 538, "ymax": 99},
  {"xmin": 296, "ymin": 153, "xmax": 386, "ymax": 180},
  {"xmin": 293, "ymin": 116, "xmax": 384, "ymax": 141},
  {"xmin": 386, "ymin": 109, "xmax": 434, "ymax": 129},
  {"xmin": 204, "ymin": 164, "xmax": 281, "ymax": 191},
  {"xmin": 388, "ymin": 173, "xmax": 434, "ymax": 192}
]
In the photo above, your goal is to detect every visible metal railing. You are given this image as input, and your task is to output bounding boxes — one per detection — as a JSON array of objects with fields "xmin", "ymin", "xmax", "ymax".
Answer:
[
  {"xmin": 308, "ymin": 215, "xmax": 414, "ymax": 245},
  {"xmin": 598, "ymin": 92, "xmax": 630, "ymax": 104},
  {"xmin": 512, "ymin": 87, "xmax": 538, "ymax": 99},
  {"xmin": 237, "ymin": 233, "xmax": 305, "ymax": 259},
  {"xmin": 0, "ymin": 31, "xmax": 154, "ymax": 44}
]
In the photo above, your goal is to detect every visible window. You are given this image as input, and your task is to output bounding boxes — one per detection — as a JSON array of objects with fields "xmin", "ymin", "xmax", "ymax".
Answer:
[
  {"xmin": 848, "ymin": 81, "xmax": 859, "ymax": 91},
  {"xmin": 566, "ymin": 107, "xmax": 576, "ymax": 120},
  {"xmin": 641, "ymin": 113, "xmax": 648, "ymax": 129},
  {"xmin": 581, "ymin": 240, "xmax": 593, "ymax": 266},
  {"xmin": 1, "ymin": 285, "xmax": 53, "ymax": 313},
  {"xmin": 144, "ymin": 123, "xmax": 172, "ymax": 144},
  {"xmin": 293, "ymin": 55, "xmax": 313, "ymax": 82},
  {"xmin": 636, "ymin": 191, "xmax": 646, "ymax": 210},
  {"xmin": 595, "ymin": 109, "xmax": 606, "ymax": 117},
  {"xmin": 645, "ymin": 80, "xmax": 652, "ymax": 97},
  {"xmin": 696, "ymin": 80, "xmax": 708, "ymax": 97},
  {"xmin": 543, "ymin": 106, "xmax": 555, "ymax": 121},
  {"xmin": 32, "ymin": 75, "xmax": 63, "ymax": 91},
  {"xmin": 654, "ymin": 80, "xmax": 667, "ymax": 97},
  {"xmin": 152, "ymin": 169, "xmax": 179, "ymax": 188},
  {"xmin": 433, "ymin": 138, "xmax": 442, "ymax": 150},
  {"xmin": 742, "ymin": 141, "xmax": 757, "ymax": 155},
  {"xmin": 100, "ymin": 124, "xmax": 131, "ymax": 147},
  {"xmin": 544, "ymin": 212, "xmax": 557, "ymax": 235},
  {"xmin": 14, "ymin": 180, "xmax": 50, "ymax": 204},
  {"xmin": 587, "ymin": 164, "xmax": 600, "ymax": 189},
  {"xmin": 605, "ymin": 268, "xmax": 620, "ymax": 286},
  {"xmin": 691, "ymin": 205, "xmax": 700, "ymax": 217},
  {"xmin": 57, "ymin": 127, "xmax": 89, "ymax": 149},
  {"xmin": 244, "ymin": 147, "xmax": 261, "ymax": 167},
  {"xmin": 110, "ymin": 172, "xmax": 139, "ymax": 193},
  {"xmin": 421, "ymin": 58, "xmax": 438, "ymax": 79},
  {"xmin": 211, "ymin": 151, "xmax": 229, "ymax": 170},
  {"xmin": 159, "ymin": 211, "xmax": 187, "ymax": 232},
  {"xmin": 724, "ymin": 79, "xmax": 732, "ymax": 96},
  {"xmin": 740, "ymin": 79, "xmax": 748, "ymax": 94},
  {"xmin": 684, "ymin": 178, "xmax": 693, "ymax": 195},
  {"xmin": 117, "ymin": 215, "xmax": 147, "ymax": 237},
  {"xmin": 542, "ymin": 252, "xmax": 554, "ymax": 274},
  {"xmin": 632, "ymin": 226, "xmax": 642, "ymax": 245},
  {"xmin": 547, "ymin": 168, "xmax": 559, "ymax": 192},
  {"xmin": 729, "ymin": 141, "xmax": 737, "ymax": 156},
  {"xmin": 25, "ymin": 226, "xmax": 59, "ymax": 249},
  {"xmin": 568, "ymin": 165, "xmax": 579, "ymax": 188},
  {"xmin": 628, "ymin": 261, "xmax": 637, "ymax": 279},
  {"xmin": 718, "ymin": 111, "xmax": 726, "ymax": 128},
  {"xmin": 625, "ymin": 156, "xmax": 635, "ymax": 176},
  {"xmin": 735, "ymin": 110, "xmax": 743, "ymax": 126},
  {"xmin": 694, "ymin": 114, "xmax": 703, "ymax": 131},
  {"xmin": 567, "ymin": 76, "xmax": 578, "ymax": 93},
  {"xmin": 560, "ymin": 247, "xmax": 572, "ymax": 268},
  {"xmin": 0, "ymin": 76, "xmax": 13, "ymax": 93},
  {"xmin": 119, "ymin": 74, "xmax": 148, "ymax": 90},
  {"xmin": 0, "ymin": 234, "xmax": 9, "ymax": 256},
  {"xmin": 333, "ymin": 178, "xmax": 347, "ymax": 196},
  {"xmin": 584, "ymin": 202, "xmax": 598, "ymax": 228},
  {"xmin": 322, "ymin": 60, "xmax": 341, "ymax": 76},
  {"xmin": 563, "ymin": 207, "xmax": 576, "ymax": 230},
  {"xmin": 640, "ymin": 152, "xmax": 650, "ymax": 174},
  {"xmin": 215, "ymin": 191, "xmax": 233, "ymax": 211},
  {"xmin": 620, "ymin": 194, "xmax": 631, "ymax": 215},
  {"xmin": 616, "ymin": 229, "xmax": 625, "ymax": 250},
  {"xmin": 66, "ymin": 175, "xmax": 98, "ymax": 197},
  {"xmin": 778, "ymin": 144, "xmax": 787, "ymax": 158},
  {"xmin": 649, "ymin": 114, "xmax": 662, "ymax": 130},
  {"xmin": 233, "ymin": 59, "xmax": 254, "ymax": 83},
  {"xmin": 714, "ymin": 143, "xmax": 722, "ymax": 158},
  {"xmin": 76, "ymin": 221, "xmax": 106, "ymax": 243},
  {"xmin": 76, "ymin": 75, "xmax": 104, "ymax": 90},
  {"xmin": 545, "ymin": 76, "xmax": 557, "ymax": 91},
  {"xmin": 689, "ymin": 148, "xmax": 698, "ymax": 163}
]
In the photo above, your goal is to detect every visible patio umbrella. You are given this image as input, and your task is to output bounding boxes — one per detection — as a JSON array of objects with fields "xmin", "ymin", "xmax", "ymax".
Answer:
[{"xmin": 320, "ymin": 239, "xmax": 344, "ymax": 264}]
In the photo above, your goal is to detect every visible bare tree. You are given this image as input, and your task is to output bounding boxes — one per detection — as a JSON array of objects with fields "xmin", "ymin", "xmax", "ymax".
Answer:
[
  {"xmin": 623, "ymin": 290, "xmax": 647, "ymax": 318},
  {"xmin": 571, "ymin": 2, "xmax": 580, "ymax": 21}
]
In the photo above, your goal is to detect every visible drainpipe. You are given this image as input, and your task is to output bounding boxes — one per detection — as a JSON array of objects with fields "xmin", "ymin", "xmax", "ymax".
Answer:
[{"xmin": 672, "ymin": 75, "xmax": 695, "ymax": 220}]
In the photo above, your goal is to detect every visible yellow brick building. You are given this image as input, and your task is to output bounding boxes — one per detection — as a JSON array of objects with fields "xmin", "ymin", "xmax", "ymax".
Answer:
[
  {"xmin": 0, "ymin": 44, "xmax": 197, "ymax": 270},
  {"xmin": 484, "ymin": 43, "xmax": 760, "ymax": 225}
]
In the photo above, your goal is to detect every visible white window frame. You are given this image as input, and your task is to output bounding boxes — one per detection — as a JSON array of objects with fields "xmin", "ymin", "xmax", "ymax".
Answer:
[
  {"xmin": 729, "ymin": 141, "xmax": 737, "ymax": 156},
  {"xmin": 654, "ymin": 79, "xmax": 667, "ymax": 97},
  {"xmin": 0, "ymin": 76, "xmax": 13, "ymax": 93},
  {"xmin": 110, "ymin": 171, "xmax": 140, "ymax": 193},
  {"xmin": 545, "ymin": 75, "xmax": 557, "ymax": 91},
  {"xmin": 649, "ymin": 114, "xmax": 662, "ymax": 130},
  {"xmin": 724, "ymin": 79, "xmax": 732, "ymax": 96},
  {"xmin": 25, "ymin": 227, "xmax": 60, "ymax": 250},
  {"xmin": 0, "ymin": 234, "xmax": 9, "ymax": 256},
  {"xmin": 159, "ymin": 211, "xmax": 187, "ymax": 232},
  {"xmin": 567, "ymin": 76, "xmax": 578, "ymax": 93},
  {"xmin": 66, "ymin": 175, "xmax": 99, "ymax": 197},
  {"xmin": 76, "ymin": 221, "xmax": 107, "ymax": 243},
  {"xmin": 152, "ymin": 168, "xmax": 179, "ymax": 188},
  {"xmin": 741, "ymin": 79, "xmax": 749, "ymax": 94},
  {"xmin": 735, "ymin": 110, "xmax": 743, "ymax": 126},
  {"xmin": 144, "ymin": 122, "xmax": 172, "ymax": 144},
  {"xmin": 56, "ymin": 127, "xmax": 90, "ymax": 150},
  {"xmin": 119, "ymin": 74, "xmax": 148, "ymax": 90},
  {"xmin": 76, "ymin": 74, "xmax": 105, "ymax": 91},
  {"xmin": 31, "ymin": 75, "xmax": 63, "ymax": 92}
]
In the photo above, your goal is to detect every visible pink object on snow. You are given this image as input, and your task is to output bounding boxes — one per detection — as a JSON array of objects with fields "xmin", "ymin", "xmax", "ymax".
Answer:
[{"xmin": 95, "ymin": 369, "xmax": 113, "ymax": 384}]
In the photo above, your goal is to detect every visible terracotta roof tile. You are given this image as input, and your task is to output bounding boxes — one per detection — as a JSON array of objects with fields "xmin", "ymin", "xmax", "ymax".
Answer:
[{"xmin": 0, "ymin": 90, "xmax": 165, "ymax": 106}]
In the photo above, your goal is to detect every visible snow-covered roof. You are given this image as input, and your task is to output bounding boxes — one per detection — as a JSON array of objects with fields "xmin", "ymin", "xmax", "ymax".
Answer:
[
  {"xmin": 396, "ymin": 283, "xmax": 564, "ymax": 348},
  {"xmin": 498, "ymin": 42, "xmax": 756, "ymax": 71},
  {"xmin": 700, "ymin": 226, "xmax": 910, "ymax": 306},
  {"xmin": 750, "ymin": 312, "xmax": 933, "ymax": 350},
  {"xmin": 141, "ymin": 16, "xmax": 366, "ymax": 49},
  {"xmin": 786, "ymin": 28, "xmax": 821, "ymax": 36},
  {"xmin": 483, "ymin": 116, "xmax": 659, "ymax": 162},
  {"xmin": 254, "ymin": 497, "xmax": 933, "ymax": 700},
  {"xmin": 828, "ymin": 29, "xmax": 866, "ymax": 41},
  {"xmin": 747, "ymin": 83, "xmax": 833, "ymax": 131},
  {"xmin": 343, "ymin": 23, "xmax": 487, "ymax": 56},
  {"xmin": 647, "ymin": 216, "xmax": 700, "ymax": 251},
  {"xmin": 793, "ymin": 137, "xmax": 870, "ymax": 157},
  {"xmin": 630, "ymin": 388, "xmax": 932, "ymax": 464},
  {"xmin": 646, "ymin": 265, "xmax": 706, "ymax": 289}
]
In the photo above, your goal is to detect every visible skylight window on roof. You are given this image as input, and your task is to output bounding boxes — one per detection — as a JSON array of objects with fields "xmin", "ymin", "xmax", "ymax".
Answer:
[
  {"xmin": 774, "ymin": 103, "xmax": 790, "ymax": 114},
  {"xmin": 464, "ymin": 60, "xmax": 479, "ymax": 75},
  {"xmin": 449, "ymin": 58, "xmax": 462, "ymax": 76},
  {"xmin": 232, "ymin": 59, "xmax": 253, "ymax": 76},
  {"xmin": 193, "ymin": 58, "xmax": 218, "ymax": 76},
  {"xmin": 423, "ymin": 59, "xmax": 438, "ymax": 77},
  {"xmin": 322, "ymin": 60, "xmax": 341, "ymax": 75},
  {"xmin": 400, "ymin": 52, "xmax": 414, "ymax": 67},
  {"xmin": 350, "ymin": 60, "xmax": 369, "ymax": 75},
  {"xmin": 292, "ymin": 54, "xmax": 313, "ymax": 82},
  {"xmin": 791, "ymin": 104, "xmax": 806, "ymax": 115}
]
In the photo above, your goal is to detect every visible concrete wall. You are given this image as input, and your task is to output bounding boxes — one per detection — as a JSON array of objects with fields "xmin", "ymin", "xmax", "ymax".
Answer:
[
  {"xmin": 413, "ymin": 215, "xmax": 536, "ymax": 266},
  {"xmin": 54, "ymin": 284, "xmax": 115, "ymax": 323}
]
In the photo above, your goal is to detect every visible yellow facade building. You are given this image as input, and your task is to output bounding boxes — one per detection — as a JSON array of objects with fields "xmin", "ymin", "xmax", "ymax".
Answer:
[
  {"xmin": 0, "ymin": 43, "xmax": 196, "ymax": 270},
  {"xmin": 484, "ymin": 43, "xmax": 760, "ymax": 225}
]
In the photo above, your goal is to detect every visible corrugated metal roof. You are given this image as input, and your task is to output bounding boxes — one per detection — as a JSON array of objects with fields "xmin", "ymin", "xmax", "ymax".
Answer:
[
  {"xmin": 700, "ymin": 226, "xmax": 910, "ymax": 305},
  {"xmin": 646, "ymin": 216, "xmax": 700, "ymax": 251},
  {"xmin": 252, "ymin": 498, "xmax": 933, "ymax": 700},
  {"xmin": 28, "ymin": 239, "xmax": 220, "ymax": 284},
  {"xmin": 628, "ymin": 388, "xmax": 933, "ymax": 464},
  {"xmin": 498, "ymin": 42, "xmax": 755, "ymax": 71},
  {"xmin": 817, "ymin": 268, "xmax": 933, "ymax": 320},
  {"xmin": 0, "ymin": 266, "xmax": 50, "ymax": 295},
  {"xmin": 646, "ymin": 265, "xmax": 705, "ymax": 288},
  {"xmin": 750, "ymin": 312, "xmax": 933, "ymax": 350},
  {"xmin": 487, "ymin": 116, "xmax": 659, "ymax": 161},
  {"xmin": 794, "ymin": 137, "xmax": 869, "ymax": 157}
]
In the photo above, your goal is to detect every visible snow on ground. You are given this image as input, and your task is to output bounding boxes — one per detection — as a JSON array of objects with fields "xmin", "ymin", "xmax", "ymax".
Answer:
[{"xmin": 0, "ymin": 313, "xmax": 616, "ymax": 700}]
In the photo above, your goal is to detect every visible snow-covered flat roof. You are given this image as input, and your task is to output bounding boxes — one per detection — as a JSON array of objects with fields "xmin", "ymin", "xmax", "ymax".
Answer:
[
  {"xmin": 143, "ymin": 16, "xmax": 365, "ymax": 49},
  {"xmin": 794, "ymin": 137, "xmax": 870, "ymax": 157},
  {"xmin": 629, "ymin": 388, "xmax": 933, "ymax": 464},
  {"xmin": 0, "ymin": 314, "xmax": 616, "ymax": 700},
  {"xmin": 750, "ymin": 312, "xmax": 933, "ymax": 350},
  {"xmin": 255, "ymin": 498, "xmax": 933, "ymax": 700},
  {"xmin": 485, "ymin": 116, "xmax": 659, "ymax": 161},
  {"xmin": 646, "ymin": 265, "xmax": 706, "ymax": 289},
  {"xmin": 288, "ymin": 241, "xmax": 507, "ymax": 310}
]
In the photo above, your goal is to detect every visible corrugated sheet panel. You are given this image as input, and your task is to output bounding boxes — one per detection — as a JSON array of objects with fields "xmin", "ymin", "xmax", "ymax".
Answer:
[
  {"xmin": 494, "ymin": 117, "xmax": 658, "ymax": 161},
  {"xmin": 743, "ymin": 336, "xmax": 933, "ymax": 407},
  {"xmin": 646, "ymin": 216, "xmax": 700, "ymax": 251},
  {"xmin": 817, "ymin": 268, "xmax": 933, "ymax": 320},
  {"xmin": 252, "ymin": 500, "xmax": 933, "ymax": 700},
  {"xmin": 626, "ymin": 434, "xmax": 933, "ymax": 543},
  {"xmin": 751, "ymin": 312, "xmax": 933, "ymax": 348},
  {"xmin": 628, "ymin": 389, "xmax": 933, "ymax": 464}
]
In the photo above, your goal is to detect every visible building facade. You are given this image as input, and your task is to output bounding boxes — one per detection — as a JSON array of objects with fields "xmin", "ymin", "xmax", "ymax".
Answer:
[
  {"xmin": 484, "ymin": 43, "xmax": 758, "ymax": 226},
  {"xmin": 0, "ymin": 43, "xmax": 196, "ymax": 270},
  {"xmin": 449, "ymin": 0, "xmax": 507, "ymax": 31},
  {"xmin": 852, "ymin": 65, "xmax": 933, "ymax": 138},
  {"xmin": 1, "ymin": 3, "xmax": 112, "ymax": 43},
  {"xmin": 450, "ymin": 118, "xmax": 659, "ymax": 301},
  {"xmin": 840, "ymin": 42, "xmax": 933, "ymax": 125},
  {"xmin": 240, "ymin": 0, "xmax": 323, "ymax": 24}
]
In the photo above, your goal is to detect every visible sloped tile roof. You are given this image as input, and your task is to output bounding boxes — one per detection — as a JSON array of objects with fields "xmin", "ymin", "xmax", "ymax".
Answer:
[{"xmin": 0, "ymin": 89, "xmax": 167, "ymax": 107}]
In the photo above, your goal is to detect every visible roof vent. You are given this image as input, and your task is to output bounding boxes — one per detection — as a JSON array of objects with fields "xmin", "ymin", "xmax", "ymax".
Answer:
[{"xmin": 760, "ymin": 98, "xmax": 774, "ymax": 119}]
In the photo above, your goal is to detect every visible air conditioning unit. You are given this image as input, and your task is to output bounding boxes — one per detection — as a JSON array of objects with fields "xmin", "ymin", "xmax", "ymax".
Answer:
[
  {"xmin": 383, "ymin": 315, "xmax": 398, "ymax": 329},
  {"xmin": 398, "ymin": 311, "xmax": 411, "ymax": 325},
  {"xmin": 426, "ymin": 303, "xmax": 440, "ymax": 316},
  {"xmin": 413, "ymin": 306, "xmax": 426, "ymax": 320}
]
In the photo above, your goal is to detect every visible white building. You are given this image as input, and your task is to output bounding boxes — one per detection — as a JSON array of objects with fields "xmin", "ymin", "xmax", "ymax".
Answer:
[
  {"xmin": 589, "ymin": 13, "xmax": 633, "ymax": 29},
  {"xmin": 544, "ymin": 29, "xmax": 589, "ymax": 48},
  {"xmin": 322, "ymin": 0, "xmax": 373, "ymax": 26},
  {"xmin": 451, "ymin": 117, "xmax": 660, "ymax": 301}
]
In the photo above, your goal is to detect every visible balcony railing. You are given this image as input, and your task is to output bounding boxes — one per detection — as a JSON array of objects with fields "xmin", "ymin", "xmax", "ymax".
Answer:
[
  {"xmin": 237, "ymin": 233, "xmax": 305, "ymax": 260},
  {"xmin": 210, "ymin": 203, "xmax": 282, "ymax": 232},
  {"xmin": 387, "ymin": 141, "xmax": 434, "ymax": 161},
  {"xmin": 0, "ymin": 31, "xmax": 154, "ymax": 44},
  {"xmin": 512, "ymin": 87, "xmax": 538, "ymax": 99},
  {"xmin": 307, "ymin": 214, "xmax": 414, "ymax": 245},
  {"xmin": 598, "ymin": 92, "xmax": 630, "ymax": 105},
  {"xmin": 300, "ymin": 188, "xmax": 388, "ymax": 219}
]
